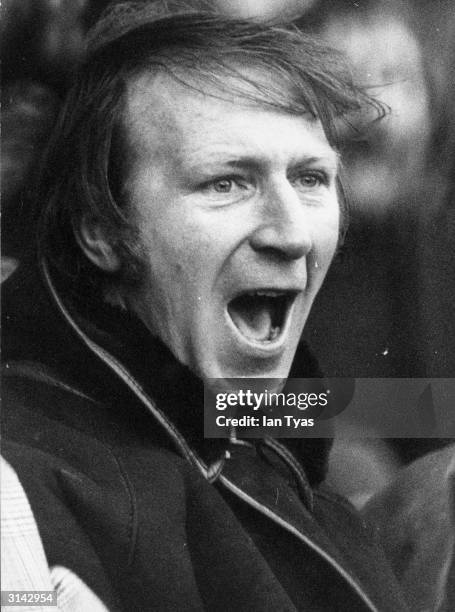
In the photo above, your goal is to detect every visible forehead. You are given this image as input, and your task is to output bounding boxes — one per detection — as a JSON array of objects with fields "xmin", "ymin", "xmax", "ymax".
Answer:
[{"xmin": 123, "ymin": 70, "xmax": 338, "ymax": 169}]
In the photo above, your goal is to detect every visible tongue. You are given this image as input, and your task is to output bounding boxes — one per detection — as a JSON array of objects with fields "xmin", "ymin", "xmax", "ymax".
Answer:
[{"xmin": 230, "ymin": 299, "xmax": 273, "ymax": 341}]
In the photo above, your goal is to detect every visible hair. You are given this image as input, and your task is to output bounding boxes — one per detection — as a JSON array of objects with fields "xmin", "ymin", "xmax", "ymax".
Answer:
[{"xmin": 36, "ymin": 0, "xmax": 384, "ymax": 295}]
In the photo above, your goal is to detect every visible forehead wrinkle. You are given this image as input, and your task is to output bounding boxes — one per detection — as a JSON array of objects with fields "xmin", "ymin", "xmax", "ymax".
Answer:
[
  {"xmin": 124, "ymin": 71, "xmax": 339, "ymax": 181},
  {"xmin": 178, "ymin": 116, "xmax": 338, "ymax": 173}
]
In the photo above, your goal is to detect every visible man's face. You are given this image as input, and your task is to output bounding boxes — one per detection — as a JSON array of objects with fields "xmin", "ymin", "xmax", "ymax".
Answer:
[
  {"xmin": 323, "ymin": 15, "xmax": 430, "ymax": 210},
  {"xmin": 123, "ymin": 71, "xmax": 339, "ymax": 383}
]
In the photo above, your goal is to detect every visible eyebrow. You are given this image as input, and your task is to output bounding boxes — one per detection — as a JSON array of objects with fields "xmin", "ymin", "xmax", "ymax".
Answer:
[{"xmin": 187, "ymin": 152, "xmax": 340, "ymax": 174}]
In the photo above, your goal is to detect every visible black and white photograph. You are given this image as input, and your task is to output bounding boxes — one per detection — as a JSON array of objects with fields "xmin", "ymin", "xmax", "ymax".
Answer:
[{"xmin": 1, "ymin": 1, "xmax": 454, "ymax": 610}]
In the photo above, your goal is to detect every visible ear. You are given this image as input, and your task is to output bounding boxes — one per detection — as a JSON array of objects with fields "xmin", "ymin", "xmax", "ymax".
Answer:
[{"xmin": 77, "ymin": 216, "xmax": 121, "ymax": 273}]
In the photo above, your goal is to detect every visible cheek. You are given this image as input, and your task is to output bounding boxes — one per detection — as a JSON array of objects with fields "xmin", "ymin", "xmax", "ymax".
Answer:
[
  {"xmin": 310, "ymin": 210, "xmax": 340, "ymax": 271},
  {"xmin": 141, "ymin": 226, "xmax": 182, "ymax": 285},
  {"xmin": 140, "ymin": 213, "xmax": 224, "ymax": 299},
  {"xmin": 169, "ymin": 208, "xmax": 244, "ymax": 279}
]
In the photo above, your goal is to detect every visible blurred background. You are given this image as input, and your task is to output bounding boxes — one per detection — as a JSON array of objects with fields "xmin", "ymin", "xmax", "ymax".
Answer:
[{"xmin": 2, "ymin": 0, "xmax": 454, "ymax": 472}]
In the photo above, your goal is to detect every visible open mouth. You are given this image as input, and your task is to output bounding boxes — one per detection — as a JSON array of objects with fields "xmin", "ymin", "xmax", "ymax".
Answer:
[{"xmin": 227, "ymin": 290, "xmax": 296, "ymax": 344}]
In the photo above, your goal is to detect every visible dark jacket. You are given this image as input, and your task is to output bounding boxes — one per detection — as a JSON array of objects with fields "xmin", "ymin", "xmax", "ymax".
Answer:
[{"xmin": 2, "ymin": 261, "xmax": 409, "ymax": 612}]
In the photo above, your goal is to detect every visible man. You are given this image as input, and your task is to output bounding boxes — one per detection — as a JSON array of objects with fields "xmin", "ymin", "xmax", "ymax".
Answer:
[{"xmin": 2, "ymin": 3, "xmax": 408, "ymax": 610}]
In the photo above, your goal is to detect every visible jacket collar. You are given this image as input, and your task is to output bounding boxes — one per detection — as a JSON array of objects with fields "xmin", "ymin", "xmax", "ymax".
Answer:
[{"xmin": 3, "ymin": 259, "xmax": 381, "ymax": 611}]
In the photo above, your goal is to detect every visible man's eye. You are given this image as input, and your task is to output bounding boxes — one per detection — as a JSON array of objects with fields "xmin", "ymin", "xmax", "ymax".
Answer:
[
  {"xmin": 203, "ymin": 176, "xmax": 248, "ymax": 195},
  {"xmin": 213, "ymin": 178, "xmax": 235, "ymax": 193},
  {"xmin": 292, "ymin": 172, "xmax": 326, "ymax": 189}
]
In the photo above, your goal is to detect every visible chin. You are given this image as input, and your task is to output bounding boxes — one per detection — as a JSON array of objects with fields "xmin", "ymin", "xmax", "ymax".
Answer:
[{"xmin": 198, "ymin": 347, "xmax": 296, "ymax": 382}]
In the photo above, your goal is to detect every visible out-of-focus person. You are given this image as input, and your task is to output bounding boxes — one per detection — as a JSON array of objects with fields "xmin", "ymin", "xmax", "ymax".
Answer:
[
  {"xmin": 1, "ymin": 82, "xmax": 59, "ymax": 270},
  {"xmin": 1, "ymin": 0, "xmax": 88, "ymax": 279},
  {"xmin": 317, "ymin": 0, "xmax": 429, "ymax": 217}
]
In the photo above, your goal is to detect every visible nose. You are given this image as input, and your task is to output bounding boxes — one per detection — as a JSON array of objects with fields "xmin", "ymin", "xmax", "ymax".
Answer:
[{"xmin": 249, "ymin": 183, "xmax": 313, "ymax": 261}]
